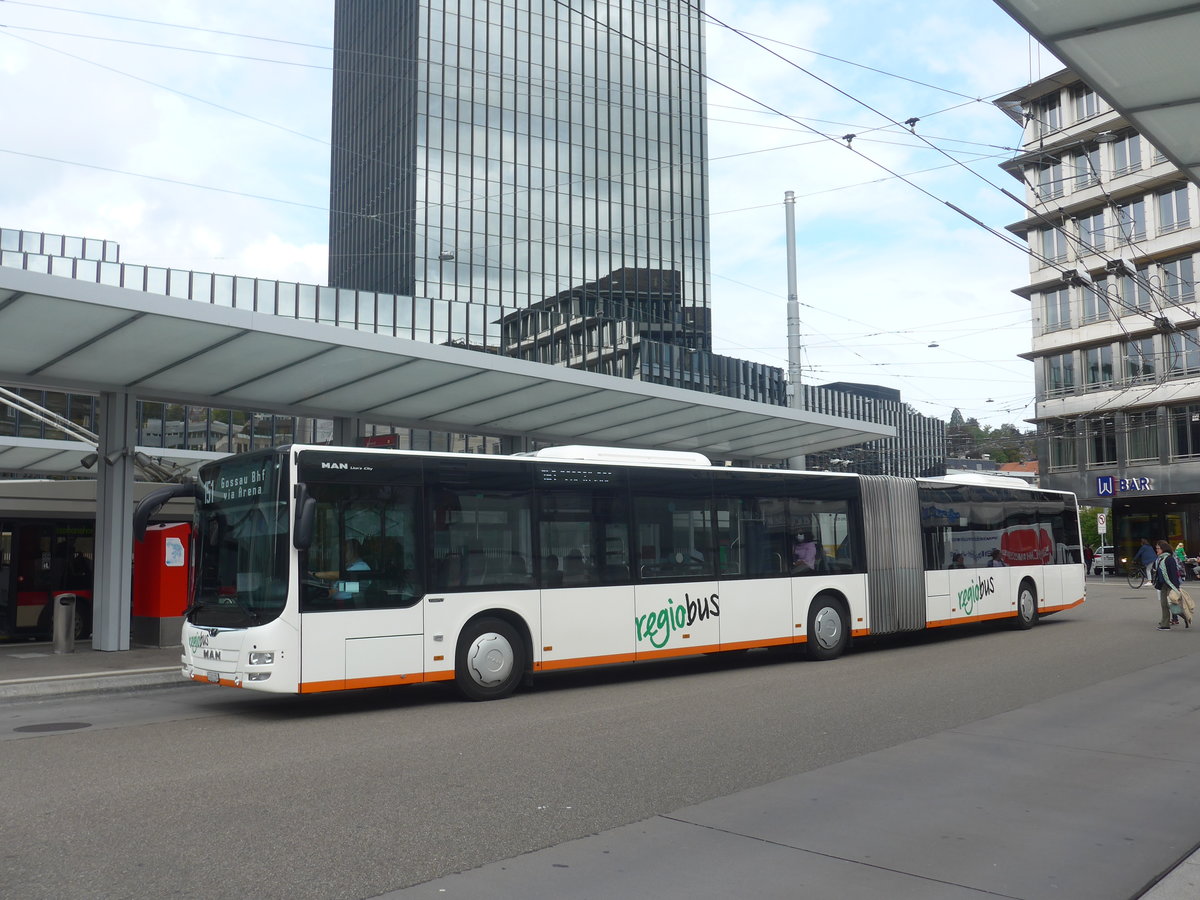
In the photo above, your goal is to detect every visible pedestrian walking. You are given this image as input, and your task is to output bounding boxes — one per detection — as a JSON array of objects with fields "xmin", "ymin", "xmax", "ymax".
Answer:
[
  {"xmin": 1151, "ymin": 540, "xmax": 1187, "ymax": 630},
  {"xmin": 1084, "ymin": 545, "xmax": 1094, "ymax": 574},
  {"xmin": 1176, "ymin": 543, "xmax": 1189, "ymax": 580}
]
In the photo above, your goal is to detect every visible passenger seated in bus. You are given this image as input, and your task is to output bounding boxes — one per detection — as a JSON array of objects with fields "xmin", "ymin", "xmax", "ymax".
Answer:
[
  {"xmin": 542, "ymin": 554, "xmax": 563, "ymax": 587},
  {"xmin": 563, "ymin": 549, "xmax": 588, "ymax": 584},
  {"xmin": 464, "ymin": 546, "xmax": 488, "ymax": 585},
  {"xmin": 792, "ymin": 533, "xmax": 818, "ymax": 573},
  {"xmin": 949, "ymin": 553, "xmax": 966, "ymax": 569},
  {"xmin": 438, "ymin": 552, "xmax": 464, "ymax": 588}
]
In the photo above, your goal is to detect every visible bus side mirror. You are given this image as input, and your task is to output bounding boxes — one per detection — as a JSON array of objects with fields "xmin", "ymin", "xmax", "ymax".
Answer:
[
  {"xmin": 134, "ymin": 482, "xmax": 202, "ymax": 541},
  {"xmin": 294, "ymin": 484, "xmax": 316, "ymax": 551}
]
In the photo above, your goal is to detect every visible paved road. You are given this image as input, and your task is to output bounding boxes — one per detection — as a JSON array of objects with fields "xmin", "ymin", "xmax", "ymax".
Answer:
[{"xmin": 3, "ymin": 580, "xmax": 1193, "ymax": 899}]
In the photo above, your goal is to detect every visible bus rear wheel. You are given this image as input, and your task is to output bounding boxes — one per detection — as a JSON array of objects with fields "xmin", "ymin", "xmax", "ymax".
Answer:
[
  {"xmin": 806, "ymin": 595, "xmax": 848, "ymax": 661},
  {"xmin": 455, "ymin": 617, "xmax": 524, "ymax": 701}
]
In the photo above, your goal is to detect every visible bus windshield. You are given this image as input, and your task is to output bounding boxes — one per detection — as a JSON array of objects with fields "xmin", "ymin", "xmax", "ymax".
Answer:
[{"xmin": 192, "ymin": 452, "xmax": 289, "ymax": 628}]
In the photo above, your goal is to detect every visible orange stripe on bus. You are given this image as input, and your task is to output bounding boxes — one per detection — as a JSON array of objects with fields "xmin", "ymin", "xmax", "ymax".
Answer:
[
  {"xmin": 301, "ymin": 672, "xmax": 425, "ymax": 693},
  {"xmin": 1041, "ymin": 597, "xmax": 1086, "ymax": 613},
  {"xmin": 635, "ymin": 643, "xmax": 722, "ymax": 661},
  {"xmin": 191, "ymin": 673, "xmax": 241, "ymax": 688},
  {"xmin": 927, "ymin": 610, "xmax": 1017, "ymax": 628},
  {"xmin": 719, "ymin": 637, "xmax": 794, "ymax": 652},
  {"xmin": 536, "ymin": 651, "xmax": 637, "ymax": 671}
]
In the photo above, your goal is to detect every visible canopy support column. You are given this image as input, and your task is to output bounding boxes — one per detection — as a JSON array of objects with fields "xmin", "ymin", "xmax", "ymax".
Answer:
[
  {"xmin": 332, "ymin": 416, "xmax": 361, "ymax": 447},
  {"xmin": 93, "ymin": 391, "xmax": 136, "ymax": 651}
]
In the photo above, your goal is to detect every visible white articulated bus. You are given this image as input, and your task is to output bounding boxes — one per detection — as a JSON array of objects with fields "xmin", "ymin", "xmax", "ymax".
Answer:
[{"xmin": 135, "ymin": 445, "xmax": 1085, "ymax": 701}]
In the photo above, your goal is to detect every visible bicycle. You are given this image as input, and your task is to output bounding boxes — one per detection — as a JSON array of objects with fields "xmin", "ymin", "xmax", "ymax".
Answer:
[{"xmin": 1126, "ymin": 563, "xmax": 1147, "ymax": 588}]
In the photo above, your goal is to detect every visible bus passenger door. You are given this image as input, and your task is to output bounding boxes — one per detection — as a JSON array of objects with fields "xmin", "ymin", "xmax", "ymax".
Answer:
[
  {"xmin": 299, "ymin": 481, "xmax": 426, "ymax": 691},
  {"xmin": 537, "ymin": 477, "xmax": 635, "ymax": 670},
  {"xmin": 713, "ymin": 497, "xmax": 793, "ymax": 650},
  {"xmin": 631, "ymin": 481, "xmax": 721, "ymax": 658}
]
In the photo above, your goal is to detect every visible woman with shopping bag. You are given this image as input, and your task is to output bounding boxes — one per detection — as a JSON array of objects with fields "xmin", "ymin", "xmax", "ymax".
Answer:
[{"xmin": 1152, "ymin": 540, "xmax": 1189, "ymax": 629}]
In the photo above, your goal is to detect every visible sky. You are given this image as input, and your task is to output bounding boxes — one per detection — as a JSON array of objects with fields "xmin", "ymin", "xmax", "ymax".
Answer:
[{"xmin": 0, "ymin": 0, "xmax": 1060, "ymax": 430}]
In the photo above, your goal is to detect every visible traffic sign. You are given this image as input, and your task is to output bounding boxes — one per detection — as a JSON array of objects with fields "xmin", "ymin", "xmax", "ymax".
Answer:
[{"xmin": 1097, "ymin": 513, "xmax": 1107, "ymax": 533}]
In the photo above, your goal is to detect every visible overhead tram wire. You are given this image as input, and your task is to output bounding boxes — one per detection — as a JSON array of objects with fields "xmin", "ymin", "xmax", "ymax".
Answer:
[
  {"xmin": 4, "ymin": 9, "xmax": 1029, "ymax": 289},
  {"xmin": 696, "ymin": 3, "xmax": 1200, "ymax": 339},
  {"xmin": 9, "ymin": 3, "xmax": 1028, "ymax": 259},
  {"xmin": 557, "ymin": 0, "xmax": 1040, "ymax": 261}
]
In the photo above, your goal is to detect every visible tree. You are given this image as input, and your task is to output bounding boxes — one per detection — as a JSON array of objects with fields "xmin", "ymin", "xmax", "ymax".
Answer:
[{"xmin": 1078, "ymin": 506, "xmax": 1104, "ymax": 549}]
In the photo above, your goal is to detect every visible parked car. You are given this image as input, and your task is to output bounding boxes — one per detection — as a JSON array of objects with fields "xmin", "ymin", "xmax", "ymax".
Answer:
[{"xmin": 1093, "ymin": 545, "xmax": 1115, "ymax": 575}]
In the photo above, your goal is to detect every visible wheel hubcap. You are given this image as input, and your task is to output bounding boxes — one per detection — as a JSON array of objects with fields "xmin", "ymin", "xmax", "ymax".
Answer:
[
  {"xmin": 1020, "ymin": 590, "xmax": 1035, "ymax": 620},
  {"xmin": 813, "ymin": 606, "xmax": 842, "ymax": 649},
  {"xmin": 466, "ymin": 631, "xmax": 514, "ymax": 687}
]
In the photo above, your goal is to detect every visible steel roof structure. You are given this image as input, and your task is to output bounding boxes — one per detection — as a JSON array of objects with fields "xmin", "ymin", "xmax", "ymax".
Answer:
[
  {"xmin": 0, "ymin": 267, "xmax": 892, "ymax": 470},
  {"xmin": 994, "ymin": 1, "xmax": 1200, "ymax": 190}
]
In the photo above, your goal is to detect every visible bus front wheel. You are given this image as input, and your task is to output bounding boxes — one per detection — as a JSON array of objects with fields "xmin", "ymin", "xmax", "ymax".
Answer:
[
  {"xmin": 1014, "ymin": 581, "xmax": 1039, "ymax": 630},
  {"xmin": 806, "ymin": 595, "xmax": 848, "ymax": 661},
  {"xmin": 455, "ymin": 617, "xmax": 525, "ymax": 701}
]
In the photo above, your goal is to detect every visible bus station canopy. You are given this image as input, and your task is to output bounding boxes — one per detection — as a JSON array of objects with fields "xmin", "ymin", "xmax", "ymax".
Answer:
[
  {"xmin": 0, "ymin": 267, "xmax": 893, "ymax": 473},
  {"xmin": 994, "ymin": 1, "xmax": 1200, "ymax": 190}
]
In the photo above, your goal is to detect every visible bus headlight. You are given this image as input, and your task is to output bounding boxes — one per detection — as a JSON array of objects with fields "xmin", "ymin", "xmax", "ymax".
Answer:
[
  {"xmin": 248, "ymin": 651, "xmax": 274, "ymax": 665},
  {"xmin": 246, "ymin": 671, "xmax": 272, "ymax": 682}
]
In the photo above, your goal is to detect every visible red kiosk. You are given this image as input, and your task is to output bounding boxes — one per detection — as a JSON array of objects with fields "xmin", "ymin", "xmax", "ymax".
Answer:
[{"xmin": 132, "ymin": 522, "xmax": 191, "ymax": 647}]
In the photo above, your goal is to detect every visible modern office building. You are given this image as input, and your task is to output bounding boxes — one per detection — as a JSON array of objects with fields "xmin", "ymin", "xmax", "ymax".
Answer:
[
  {"xmin": 998, "ymin": 69, "xmax": 1200, "ymax": 553},
  {"xmin": 328, "ymin": 0, "xmax": 709, "ymax": 331},
  {"xmin": 328, "ymin": 0, "xmax": 717, "ymax": 381}
]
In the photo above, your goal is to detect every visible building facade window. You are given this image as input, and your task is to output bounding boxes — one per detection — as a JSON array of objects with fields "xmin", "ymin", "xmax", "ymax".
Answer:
[
  {"xmin": 1082, "ymin": 277, "xmax": 1111, "ymax": 322},
  {"xmin": 1124, "ymin": 336, "xmax": 1156, "ymax": 383},
  {"xmin": 1170, "ymin": 404, "xmax": 1200, "ymax": 459},
  {"xmin": 1112, "ymin": 132, "xmax": 1142, "ymax": 176},
  {"xmin": 1032, "ymin": 94, "xmax": 1061, "ymax": 136},
  {"xmin": 1117, "ymin": 268, "xmax": 1153, "ymax": 313},
  {"xmin": 1073, "ymin": 86, "xmax": 1100, "ymax": 121},
  {"xmin": 1114, "ymin": 198, "xmax": 1146, "ymax": 241},
  {"xmin": 1044, "ymin": 287, "xmax": 1071, "ymax": 331},
  {"xmin": 1126, "ymin": 409, "xmax": 1159, "ymax": 462},
  {"xmin": 1085, "ymin": 344, "xmax": 1114, "ymax": 388},
  {"xmin": 1086, "ymin": 415, "xmax": 1118, "ymax": 466},
  {"xmin": 1168, "ymin": 329, "xmax": 1200, "ymax": 376},
  {"xmin": 1074, "ymin": 145, "xmax": 1100, "ymax": 188},
  {"xmin": 1041, "ymin": 227, "xmax": 1069, "ymax": 263},
  {"xmin": 1046, "ymin": 421, "xmax": 1078, "ymax": 470},
  {"xmin": 1036, "ymin": 160, "xmax": 1065, "ymax": 200},
  {"xmin": 1045, "ymin": 352, "xmax": 1075, "ymax": 396},
  {"xmin": 1158, "ymin": 184, "xmax": 1190, "ymax": 234},
  {"xmin": 1160, "ymin": 255, "xmax": 1195, "ymax": 305},
  {"xmin": 1078, "ymin": 210, "xmax": 1105, "ymax": 251}
]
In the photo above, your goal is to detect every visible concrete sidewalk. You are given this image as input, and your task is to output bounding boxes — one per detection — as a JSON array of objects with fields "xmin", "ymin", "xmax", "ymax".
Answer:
[
  {"xmin": 0, "ymin": 640, "xmax": 183, "ymax": 699},
  {"xmin": 381, "ymin": 653, "xmax": 1200, "ymax": 899}
]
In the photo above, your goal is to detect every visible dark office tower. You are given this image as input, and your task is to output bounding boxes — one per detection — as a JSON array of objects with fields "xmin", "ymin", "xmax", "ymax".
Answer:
[{"xmin": 328, "ymin": 0, "xmax": 711, "ymax": 352}]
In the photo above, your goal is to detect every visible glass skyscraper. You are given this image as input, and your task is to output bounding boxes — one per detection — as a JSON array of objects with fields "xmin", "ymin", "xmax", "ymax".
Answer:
[{"xmin": 328, "ymin": 0, "xmax": 711, "ymax": 352}]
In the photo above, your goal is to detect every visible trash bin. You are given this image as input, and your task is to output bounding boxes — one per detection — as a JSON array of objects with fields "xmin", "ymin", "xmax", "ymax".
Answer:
[{"xmin": 52, "ymin": 593, "xmax": 77, "ymax": 654}]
